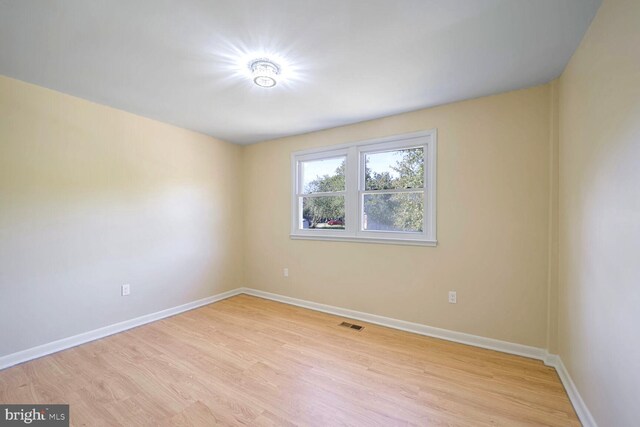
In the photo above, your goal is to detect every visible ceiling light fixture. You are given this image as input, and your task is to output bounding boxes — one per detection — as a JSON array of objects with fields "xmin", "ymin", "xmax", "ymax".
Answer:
[{"xmin": 249, "ymin": 58, "xmax": 280, "ymax": 88}]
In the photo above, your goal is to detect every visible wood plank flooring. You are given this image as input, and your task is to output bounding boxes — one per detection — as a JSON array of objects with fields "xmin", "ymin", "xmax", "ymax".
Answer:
[{"xmin": 0, "ymin": 295, "xmax": 580, "ymax": 426}]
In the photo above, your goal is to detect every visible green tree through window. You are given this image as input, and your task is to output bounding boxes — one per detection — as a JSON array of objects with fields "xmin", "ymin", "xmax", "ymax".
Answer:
[
  {"xmin": 364, "ymin": 148, "xmax": 424, "ymax": 232},
  {"xmin": 303, "ymin": 161, "xmax": 345, "ymax": 228},
  {"xmin": 302, "ymin": 148, "xmax": 425, "ymax": 231}
]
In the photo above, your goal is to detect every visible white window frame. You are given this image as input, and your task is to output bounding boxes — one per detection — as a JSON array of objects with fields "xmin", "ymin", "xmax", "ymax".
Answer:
[{"xmin": 290, "ymin": 129, "xmax": 437, "ymax": 246}]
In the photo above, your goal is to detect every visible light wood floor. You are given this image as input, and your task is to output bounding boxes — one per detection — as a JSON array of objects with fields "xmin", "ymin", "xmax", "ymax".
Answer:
[{"xmin": 0, "ymin": 295, "xmax": 579, "ymax": 426}]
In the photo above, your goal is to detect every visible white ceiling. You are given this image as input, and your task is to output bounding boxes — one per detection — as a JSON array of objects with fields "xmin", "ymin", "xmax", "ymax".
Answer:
[{"xmin": 0, "ymin": 0, "xmax": 601, "ymax": 144}]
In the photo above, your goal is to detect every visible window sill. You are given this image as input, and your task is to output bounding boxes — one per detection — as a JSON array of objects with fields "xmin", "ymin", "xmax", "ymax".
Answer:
[{"xmin": 290, "ymin": 234, "xmax": 437, "ymax": 247}]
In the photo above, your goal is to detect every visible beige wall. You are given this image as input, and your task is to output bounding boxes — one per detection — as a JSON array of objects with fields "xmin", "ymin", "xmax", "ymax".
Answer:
[
  {"xmin": 0, "ymin": 74, "xmax": 555, "ymax": 358},
  {"xmin": 558, "ymin": 0, "xmax": 640, "ymax": 425},
  {"xmin": 0, "ymin": 76, "xmax": 244, "ymax": 357},
  {"xmin": 243, "ymin": 84, "xmax": 553, "ymax": 348}
]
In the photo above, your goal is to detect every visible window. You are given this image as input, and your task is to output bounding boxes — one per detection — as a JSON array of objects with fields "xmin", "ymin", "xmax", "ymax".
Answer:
[{"xmin": 291, "ymin": 130, "xmax": 436, "ymax": 246}]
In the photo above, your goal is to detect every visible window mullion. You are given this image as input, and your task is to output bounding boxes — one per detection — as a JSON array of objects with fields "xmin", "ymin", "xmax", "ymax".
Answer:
[
  {"xmin": 297, "ymin": 190, "xmax": 346, "ymax": 198},
  {"xmin": 361, "ymin": 188, "xmax": 424, "ymax": 195},
  {"xmin": 345, "ymin": 146, "xmax": 359, "ymax": 235}
]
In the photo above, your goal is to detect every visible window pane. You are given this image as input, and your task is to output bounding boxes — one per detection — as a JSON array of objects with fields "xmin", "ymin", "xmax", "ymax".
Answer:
[
  {"xmin": 301, "ymin": 196, "xmax": 345, "ymax": 230},
  {"xmin": 363, "ymin": 192, "xmax": 423, "ymax": 232},
  {"xmin": 301, "ymin": 157, "xmax": 345, "ymax": 194},
  {"xmin": 365, "ymin": 148, "xmax": 424, "ymax": 190}
]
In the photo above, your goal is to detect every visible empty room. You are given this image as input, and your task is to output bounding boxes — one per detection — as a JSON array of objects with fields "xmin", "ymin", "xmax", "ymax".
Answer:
[{"xmin": 1, "ymin": 0, "xmax": 638, "ymax": 425}]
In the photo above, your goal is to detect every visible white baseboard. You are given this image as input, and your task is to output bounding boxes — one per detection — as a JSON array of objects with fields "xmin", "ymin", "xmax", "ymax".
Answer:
[
  {"xmin": 0, "ymin": 286, "xmax": 596, "ymax": 427},
  {"xmin": 239, "ymin": 287, "xmax": 548, "ymax": 361},
  {"xmin": 545, "ymin": 355, "xmax": 597, "ymax": 427},
  {"xmin": 0, "ymin": 288, "xmax": 242, "ymax": 370}
]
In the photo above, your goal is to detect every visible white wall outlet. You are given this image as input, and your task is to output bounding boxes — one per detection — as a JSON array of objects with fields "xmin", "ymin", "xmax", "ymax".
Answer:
[
  {"xmin": 448, "ymin": 291, "xmax": 457, "ymax": 304},
  {"xmin": 283, "ymin": 268, "xmax": 289, "ymax": 277},
  {"xmin": 121, "ymin": 284, "xmax": 131, "ymax": 296}
]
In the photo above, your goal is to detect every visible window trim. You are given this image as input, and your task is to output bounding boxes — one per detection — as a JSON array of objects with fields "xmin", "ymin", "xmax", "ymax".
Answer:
[{"xmin": 290, "ymin": 129, "xmax": 437, "ymax": 246}]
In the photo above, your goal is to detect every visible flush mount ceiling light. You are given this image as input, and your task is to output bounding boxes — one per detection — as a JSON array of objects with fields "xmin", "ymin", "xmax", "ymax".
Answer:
[{"xmin": 249, "ymin": 58, "xmax": 280, "ymax": 88}]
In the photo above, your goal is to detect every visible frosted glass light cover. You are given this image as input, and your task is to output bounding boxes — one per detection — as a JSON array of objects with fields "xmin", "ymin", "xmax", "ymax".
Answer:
[{"xmin": 250, "ymin": 59, "xmax": 280, "ymax": 88}]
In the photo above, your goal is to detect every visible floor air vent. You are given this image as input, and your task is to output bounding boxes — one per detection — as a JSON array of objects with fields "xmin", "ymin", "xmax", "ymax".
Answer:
[{"xmin": 339, "ymin": 321, "xmax": 364, "ymax": 331}]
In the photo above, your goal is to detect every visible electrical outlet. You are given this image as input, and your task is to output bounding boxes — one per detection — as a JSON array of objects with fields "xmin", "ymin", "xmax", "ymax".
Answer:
[
  {"xmin": 121, "ymin": 284, "xmax": 130, "ymax": 296},
  {"xmin": 283, "ymin": 268, "xmax": 289, "ymax": 277},
  {"xmin": 448, "ymin": 291, "xmax": 457, "ymax": 304}
]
